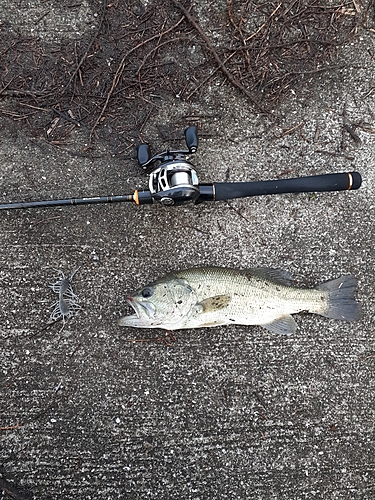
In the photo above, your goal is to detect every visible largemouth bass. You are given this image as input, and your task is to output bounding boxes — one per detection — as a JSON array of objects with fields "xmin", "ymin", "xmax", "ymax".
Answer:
[{"xmin": 118, "ymin": 267, "xmax": 360, "ymax": 334}]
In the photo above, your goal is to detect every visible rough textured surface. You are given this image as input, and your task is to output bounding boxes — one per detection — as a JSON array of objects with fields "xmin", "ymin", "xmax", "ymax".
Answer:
[
  {"xmin": 0, "ymin": 1, "xmax": 94, "ymax": 42},
  {"xmin": 0, "ymin": 2, "xmax": 374, "ymax": 499}
]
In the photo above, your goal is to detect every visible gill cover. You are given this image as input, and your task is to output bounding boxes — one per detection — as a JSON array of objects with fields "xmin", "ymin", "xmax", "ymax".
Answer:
[{"xmin": 117, "ymin": 276, "xmax": 197, "ymax": 329}]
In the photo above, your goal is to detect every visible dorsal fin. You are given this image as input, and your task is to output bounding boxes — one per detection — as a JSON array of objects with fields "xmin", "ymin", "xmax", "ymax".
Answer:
[{"xmin": 250, "ymin": 268, "xmax": 293, "ymax": 287}]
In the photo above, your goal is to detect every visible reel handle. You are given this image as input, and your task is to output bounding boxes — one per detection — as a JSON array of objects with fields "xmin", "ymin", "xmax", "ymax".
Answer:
[
  {"xmin": 137, "ymin": 126, "xmax": 198, "ymax": 170},
  {"xmin": 137, "ymin": 144, "xmax": 151, "ymax": 167},
  {"xmin": 184, "ymin": 126, "xmax": 198, "ymax": 153}
]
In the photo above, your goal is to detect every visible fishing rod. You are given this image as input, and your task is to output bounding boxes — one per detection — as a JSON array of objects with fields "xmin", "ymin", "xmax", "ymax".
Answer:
[{"xmin": 0, "ymin": 126, "xmax": 361, "ymax": 210}]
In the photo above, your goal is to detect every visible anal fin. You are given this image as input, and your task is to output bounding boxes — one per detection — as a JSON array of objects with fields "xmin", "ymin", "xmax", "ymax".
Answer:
[{"xmin": 262, "ymin": 315, "xmax": 297, "ymax": 335}]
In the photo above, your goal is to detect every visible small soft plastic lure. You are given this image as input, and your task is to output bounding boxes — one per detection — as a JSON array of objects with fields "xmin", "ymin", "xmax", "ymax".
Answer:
[{"xmin": 49, "ymin": 268, "xmax": 81, "ymax": 328}]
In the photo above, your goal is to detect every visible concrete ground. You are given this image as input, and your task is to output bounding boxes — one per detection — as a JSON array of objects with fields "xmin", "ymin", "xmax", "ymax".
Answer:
[{"xmin": 0, "ymin": 1, "xmax": 374, "ymax": 499}]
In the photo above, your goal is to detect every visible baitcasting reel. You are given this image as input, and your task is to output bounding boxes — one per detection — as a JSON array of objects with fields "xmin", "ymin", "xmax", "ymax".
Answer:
[{"xmin": 137, "ymin": 126, "xmax": 200, "ymax": 206}]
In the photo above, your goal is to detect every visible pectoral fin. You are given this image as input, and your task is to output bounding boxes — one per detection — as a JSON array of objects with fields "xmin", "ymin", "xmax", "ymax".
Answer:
[
  {"xmin": 197, "ymin": 294, "xmax": 231, "ymax": 313},
  {"xmin": 262, "ymin": 314, "xmax": 297, "ymax": 335}
]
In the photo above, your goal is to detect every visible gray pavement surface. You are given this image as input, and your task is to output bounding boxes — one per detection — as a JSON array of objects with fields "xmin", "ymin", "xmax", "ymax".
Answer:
[{"xmin": 1, "ymin": 2, "xmax": 375, "ymax": 499}]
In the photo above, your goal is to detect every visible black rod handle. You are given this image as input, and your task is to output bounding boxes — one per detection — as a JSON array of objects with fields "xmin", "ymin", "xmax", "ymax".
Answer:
[{"xmin": 211, "ymin": 172, "xmax": 361, "ymax": 202}]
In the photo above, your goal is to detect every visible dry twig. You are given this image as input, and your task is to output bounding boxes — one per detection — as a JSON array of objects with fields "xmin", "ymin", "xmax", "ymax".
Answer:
[
  {"xmin": 90, "ymin": 14, "xmax": 186, "ymax": 138},
  {"xmin": 171, "ymin": 0, "xmax": 267, "ymax": 113}
]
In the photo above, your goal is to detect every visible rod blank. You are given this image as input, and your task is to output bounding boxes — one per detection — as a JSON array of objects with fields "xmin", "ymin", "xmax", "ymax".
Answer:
[{"xmin": 0, "ymin": 194, "xmax": 135, "ymax": 210}]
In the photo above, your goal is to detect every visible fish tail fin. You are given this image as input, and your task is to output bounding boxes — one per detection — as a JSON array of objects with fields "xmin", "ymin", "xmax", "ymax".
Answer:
[{"xmin": 317, "ymin": 275, "xmax": 360, "ymax": 322}]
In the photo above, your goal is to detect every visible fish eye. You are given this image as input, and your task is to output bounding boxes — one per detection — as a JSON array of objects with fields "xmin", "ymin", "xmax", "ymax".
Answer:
[{"xmin": 141, "ymin": 287, "xmax": 153, "ymax": 298}]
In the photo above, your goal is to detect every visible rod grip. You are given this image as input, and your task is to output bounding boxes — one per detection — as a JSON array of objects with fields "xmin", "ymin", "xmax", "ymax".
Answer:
[{"xmin": 213, "ymin": 172, "xmax": 361, "ymax": 201}]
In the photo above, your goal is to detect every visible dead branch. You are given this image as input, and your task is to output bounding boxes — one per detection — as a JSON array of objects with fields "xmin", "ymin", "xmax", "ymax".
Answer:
[
  {"xmin": 90, "ymin": 14, "xmax": 186, "ymax": 138},
  {"xmin": 171, "ymin": 0, "xmax": 267, "ymax": 114},
  {"xmin": 61, "ymin": 0, "xmax": 107, "ymax": 94}
]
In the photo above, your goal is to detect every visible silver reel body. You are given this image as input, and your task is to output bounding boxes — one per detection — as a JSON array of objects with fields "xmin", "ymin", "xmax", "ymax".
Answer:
[{"xmin": 148, "ymin": 160, "xmax": 200, "ymax": 206}]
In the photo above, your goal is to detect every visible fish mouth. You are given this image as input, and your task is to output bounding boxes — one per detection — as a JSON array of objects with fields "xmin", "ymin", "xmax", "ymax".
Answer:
[
  {"xmin": 129, "ymin": 298, "xmax": 156, "ymax": 317},
  {"xmin": 117, "ymin": 298, "xmax": 156, "ymax": 327}
]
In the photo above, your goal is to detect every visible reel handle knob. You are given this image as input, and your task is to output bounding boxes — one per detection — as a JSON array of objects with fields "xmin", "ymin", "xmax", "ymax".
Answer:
[
  {"xmin": 185, "ymin": 126, "xmax": 198, "ymax": 153},
  {"xmin": 137, "ymin": 144, "xmax": 151, "ymax": 167}
]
